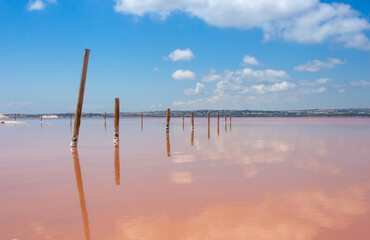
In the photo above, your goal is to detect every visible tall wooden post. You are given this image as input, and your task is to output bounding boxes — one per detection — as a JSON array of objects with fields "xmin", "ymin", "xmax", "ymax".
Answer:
[
  {"xmin": 230, "ymin": 114, "xmax": 231, "ymax": 122},
  {"xmin": 166, "ymin": 108, "xmax": 170, "ymax": 130},
  {"xmin": 104, "ymin": 112, "xmax": 107, "ymax": 121},
  {"xmin": 70, "ymin": 49, "xmax": 90, "ymax": 147},
  {"xmin": 207, "ymin": 112, "xmax": 210, "ymax": 126},
  {"xmin": 114, "ymin": 98, "xmax": 120, "ymax": 143},
  {"xmin": 225, "ymin": 114, "xmax": 227, "ymax": 123},
  {"xmin": 191, "ymin": 112, "xmax": 194, "ymax": 129}
]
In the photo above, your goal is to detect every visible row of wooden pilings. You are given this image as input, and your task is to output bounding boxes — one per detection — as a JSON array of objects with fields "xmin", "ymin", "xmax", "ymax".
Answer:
[{"xmin": 69, "ymin": 49, "xmax": 231, "ymax": 147}]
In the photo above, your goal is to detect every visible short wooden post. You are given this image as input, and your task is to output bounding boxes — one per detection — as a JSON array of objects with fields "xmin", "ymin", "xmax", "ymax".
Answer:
[
  {"xmin": 40, "ymin": 115, "xmax": 43, "ymax": 122},
  {"xmin": 104, "ymin": 112, "xmax": 107, "ymax": 121},
  {"xmin": 114, "ymin": 98, "xmax": 120, "ymax": 143},
  {"xmin": 225, "ymin": 114, "xmax": 227, "ymax": 123},
  {"xmin": 166, "ymin": 131, "xmax": 171, "ymax": 157},
  {"xmin": 70, "ymin": 113, "xmax": 72, "ymax": 125},
  {"xmin": 166, "ymin": 108, "xmax": 170, "ymax": 130},
  {"xmin": 114, "ymin": 145, "xmax": 120, "ymax": 185},
  {"xmin": 70, "ymin": 49, "xmax": 90, "ymax": 147},
  {"xmin": 207, "ymin": 112, "xmax": 210, "ymax": 126},
  {"xmin": 14, "ymin": 115, "xmax": 16, "ymax": 121},
  {"xmin": 191, "ymin": 112, "xmax": 194, "ymax": 129},
  {"xmin": 230, "ymin": 114, "xmax": 231, "ymax": 122}
]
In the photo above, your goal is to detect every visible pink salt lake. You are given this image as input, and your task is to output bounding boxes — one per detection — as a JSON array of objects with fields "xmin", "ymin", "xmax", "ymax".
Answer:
[{"xmin": 0, "ymin": 117, "xmax": 369, "ymax": 240}]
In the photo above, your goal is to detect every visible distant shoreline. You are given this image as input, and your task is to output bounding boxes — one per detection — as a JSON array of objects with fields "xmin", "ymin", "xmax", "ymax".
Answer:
[{"xmin": 1, "ymin": 108, "xmax": 369, "ymax": 118}]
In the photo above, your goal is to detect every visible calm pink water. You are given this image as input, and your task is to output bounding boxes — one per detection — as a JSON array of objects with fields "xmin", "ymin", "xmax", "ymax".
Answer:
[{"xmin": 1, "ymin": 117, "xmax": 370, "ymax": 240}]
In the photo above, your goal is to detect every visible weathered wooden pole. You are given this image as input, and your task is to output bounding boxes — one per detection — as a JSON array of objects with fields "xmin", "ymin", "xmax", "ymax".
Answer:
[
  {"xmin": 166, "ymin": 108, "xmax": 170, "ymax": 130},
  {"xmin": 104, "ymin": 112, "xmax": 107, "ymax": 121},
  {"xmin": 207, "ymin": 112, "xmax": 210, "ymax": 126},
  {"xmin": 40, "ymin": 115, "xmax": 43, "ymax": 122},
  {"xmin": 230, "ymin": 114, "xmax": 231, "ymax": 122},
  {"xmin": 70, "ymin": 49, "xmax": 90, "ymax": 147},
  {"xmin": 14, "ymin": 115, "xmax": 16, "ymax": 121},
  {"xmin": 114, "ymin": 98, "xmax": 120, "ymax": 144},
  {"xmin": 225, "ymin": 114, "xmax": 227, "ymax": 123},
  {"xmin": 191, "ymin": 112, "xmax": 194, "ymax": 129},
  {"xmin": 70, "ymin": 113, "xmax": 72, "ymax": 125},
  {"xmin": 166, "ymin": 131, "xmax": 171, "ymax": 157},
  {"xmin": 114, "ymin": 145, "xmax": 120, "ymax": 185}
]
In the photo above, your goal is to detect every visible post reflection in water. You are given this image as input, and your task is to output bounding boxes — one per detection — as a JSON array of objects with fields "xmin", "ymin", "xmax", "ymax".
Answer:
[
  {"xmin": 208, "ymin": 125, "xmax": 210, "ymax": 140},
  {"xmin": 166, "ymin": 130, "xmax": 171, "ymax": 157},
  {"xmin": 225, "ymin": 122, "xmax": 227, "ymax": 132},
  {"xmin": 191, "ymin": 128, "xmax": 194, "ymax": 146},
  {"xmin": 71, "ymin": 148, "xmax": 91, "ymax": 240},
  {"xmin": 217, "ymin": 122, "xmax": 219, "ymax": 136},
  {"xmin": 114, "ymin": 144, "xmax": 120, "ymax": 185}
]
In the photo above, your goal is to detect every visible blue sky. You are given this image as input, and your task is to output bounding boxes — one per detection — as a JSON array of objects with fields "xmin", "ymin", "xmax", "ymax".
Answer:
[{"xmin": 0, "ymin": 0, "xmax": 369, "ymax": 114}]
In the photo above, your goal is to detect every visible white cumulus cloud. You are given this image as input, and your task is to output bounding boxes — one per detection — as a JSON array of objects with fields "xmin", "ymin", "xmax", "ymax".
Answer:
[
  {"xmin": 242, "ymin": 55, "xmax": 260, "ymax": 65},
  {"xmin": 27, "ymin": 0, "xmax": 57, "ymax": 11},
  {"xmin": 350, "ymin": 80, "xmax": 370, "ymax": 87},
  {"xmin": 172, "ymin": 69, "xmax": 195, "ymax": 80},
  {"xmin": 294, "ymin": 58, "xmax": 346, "ymax": 72},
  {"xmin": 184, "ymin": 82, "xmax": 206, "ymax": 95},
  {"xmin": 114, "ymin": 0, "xmax": 370, "ymax": 50},
  {"xmin": 236, "ymin": 68, "xmax": 290, "ymax": 83},
  {"xmin": 201, "ymin": 69, "xmax": 221, "ymax": 82},
  {"xmin": 168, "ymin": 48, "xmax": 194, "ymax": 61},
  {"xmin": 300, "ymin": 78, "xmax": 332, "ymax": 86}
]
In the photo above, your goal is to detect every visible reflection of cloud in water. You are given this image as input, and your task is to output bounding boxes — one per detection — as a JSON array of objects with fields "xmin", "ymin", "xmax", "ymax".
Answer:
[
  {"xmin": 295, "ymin": 158, "xmax": 341, "ymax": 175},
  {"xmin": 243, "ymin": 166, "xmax": 259, "ymax": 178},
  {"xmin": 170, "ymin": 171, "xmax": 193, "ymax": 185},
  {"xmin": 171, "ymin": 153, "xmax": 195, "ymax": 163},
  {"xmin": 114, "ymin": 185, "xmax": 369, "ymax": 240}
]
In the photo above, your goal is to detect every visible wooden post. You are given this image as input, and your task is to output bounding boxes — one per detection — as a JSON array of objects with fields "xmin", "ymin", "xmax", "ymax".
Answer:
[
  {"xmin": 40, "ymin": 115, "xmax": 43, "ymax": 122},
  {"xmin": 70, "ymin": 113, "xmax": 72, "ymax": 125},
  {"xmin": 230, "ymin": 114, "xmax": 231, "ymax": 122},
  {"xmin": 70, "ymin": 49, "xmax": 90, "ymax": 147},
  {"xmin": 114, "ymin": 98, "xmax": 120, "ymax": 144},
  {"xmin": 207, "ymin": 112, "xmax": 210, "ymax": 126},
  {"xmin": 104, "ymin": 112, "xmax": 107, "ymax": 121},
  {"xmin": 114, "ymin": 145, "xmax": 120, "ymax": 185},
  {"xmin": 225, "ymin": 114, "xmax": 227, "ymax": 123},
  {"xmin": 14, "ymin": 115, "xmax": 16, "ymax": 121},
  {"xmin": 166, "ymin": 108, "xmax": 170, "ymax": 130},
  {"xmin": 191, "ymin": 112, "xmax": 194, "ymax": 129},
  {"xmin": 166, "ymin": 131, "xmax": 171, "ymax": 157}
]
